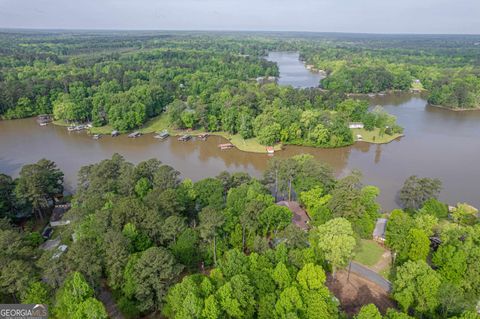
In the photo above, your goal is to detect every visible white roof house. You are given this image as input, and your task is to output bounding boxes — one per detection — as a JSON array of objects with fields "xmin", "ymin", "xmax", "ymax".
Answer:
[{"xmin": 349, "ymin": 122, "xmax": 364, "ymax": 129}]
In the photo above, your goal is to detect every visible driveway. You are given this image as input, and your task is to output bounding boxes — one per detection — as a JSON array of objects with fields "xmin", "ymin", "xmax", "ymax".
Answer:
[{"xmin": 349, "ymin": 262, "xmax": 392, "ymax": 292}]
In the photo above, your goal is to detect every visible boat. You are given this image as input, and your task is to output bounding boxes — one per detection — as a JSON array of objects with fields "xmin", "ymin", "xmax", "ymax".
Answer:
[
  {"xmin": 266, "ymin": 146, "xmax": 275, "ymax": 154},
  {"xmin": 67, "ymin": 126, "xmax": 77, "ymax": 132},
  {"xmin": 111, "ymin": 130, "xmax": 120, "ymax": 137},
  {"xmin": 198, "ymin": 133, "xmax": 209, "ymax": 140},
  {"xmin": 37, "ymin": 114, "xmax": 52, "ymax": 126},
  {"xmin": 93, "ymin": 134, "xmax": 101, "ymax": 140},
  {"xmin": 154, "ymin": 130, "xmax": 169, "ymax": 140},
  {"xmin": 178, "ymin": 134, "xmax": 192, "ymax": 142},
  {"xmin": 128, "ymin": 132, "xmax": 142, "ymax": 138},
  {"xmin": 218, "ymin": 143, "xmax": 234, "ymax": 150}
]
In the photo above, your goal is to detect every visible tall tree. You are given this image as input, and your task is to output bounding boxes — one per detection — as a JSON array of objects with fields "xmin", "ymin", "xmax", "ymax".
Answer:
[
  {"xmin": 355, "ymin": 304, "xmax": 382, "ymax": 319},
  {"xmin": 199, "ymin": 207, "xmax": 226, "ymax": 265},
  {"xmin": 399, "ymin": 175, "xmax": 442, "ymax": 211},
  {"xmin": 0, "ymin": 174, "xmax": 15, "ymax": 219},
  {"xmin": 123, "ymin": 246, "xmax": 183, "ymax": 312},
  {"xmin": 15, "ymin": 159, "xmax": 64, "ymax": 220},
  {"xmin": 310, "ymin": 218, "xmax": 356, "ymax": 278},
  {"xmin": 393, "ymin": 260, "xmax": 441, "ymax": 315},
  {"xmin": 54, "ymin": 272, "xmax": 106, "ymax": 319}
]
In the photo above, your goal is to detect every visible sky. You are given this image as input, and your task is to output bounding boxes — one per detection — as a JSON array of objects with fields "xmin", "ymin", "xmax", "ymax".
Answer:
[{"xmin": 0, "ymin": 0, "xmax": 479, "ymax": 34}]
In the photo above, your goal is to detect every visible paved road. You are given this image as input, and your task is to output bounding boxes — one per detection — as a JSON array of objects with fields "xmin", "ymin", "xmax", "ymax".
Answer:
[{"xmin": 349, "ymin": 262, "xmax": 392, "ymax": 292}]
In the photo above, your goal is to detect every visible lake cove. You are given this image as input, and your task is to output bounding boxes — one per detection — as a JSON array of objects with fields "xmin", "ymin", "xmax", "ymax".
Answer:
[{"xmin": 1, "ymin": 53, "xmax": 480, "ymax": 211}]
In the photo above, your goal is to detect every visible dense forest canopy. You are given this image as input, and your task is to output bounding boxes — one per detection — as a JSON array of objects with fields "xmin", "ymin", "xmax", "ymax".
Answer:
[{"xmin": 1, "ymin": 155, "xmax": 479, "ymax": 318}]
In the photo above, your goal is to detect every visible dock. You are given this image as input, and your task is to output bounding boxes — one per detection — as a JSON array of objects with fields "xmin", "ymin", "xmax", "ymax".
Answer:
[
  {"xmin": 67, "ymin": 124, "xmax": 87, "ymax": 132},
  {"xmin": 37, "ymin": 114, "xmax": 52, "ymax": 126},
  {"xmin": 198, "ymin": 133, "xmax": 209, "ymax": 140},
  {"xmin": 178, "ymin": 134, "xmax": 192, "ymax": 142},
  {"xmin": 154, "ymin": 130, "xmax": 169, "ymax": 140},
  {"xmin": 128, "ymin": 132, "xmax": 142, "ymax": 138},
  {"xmin": 218, "ymin": 143, "xmax": 234, "ymax": 150}
]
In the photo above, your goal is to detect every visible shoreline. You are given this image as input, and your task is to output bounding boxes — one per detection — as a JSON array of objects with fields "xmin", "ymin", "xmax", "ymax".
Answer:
[
  {"xmin": 36, "ymin": 118, "xmax": 406, "ymax": 153},
  {"xmin": 60, "ymin": 120, "xmax": 401, "ymax": 153},
  {"xmin": 428, "ymin": 104, "xmax": 480, "ymax": 112}
]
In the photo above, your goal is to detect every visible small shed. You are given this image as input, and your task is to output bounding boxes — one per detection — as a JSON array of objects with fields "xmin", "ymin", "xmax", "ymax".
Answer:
[
  {"xmin": 373, "ymin": 218, "xmax": 387, "ymax": 242},
  {"xmin": 349, "ymin": 122, "xmax": 364, "ymax": 129}
]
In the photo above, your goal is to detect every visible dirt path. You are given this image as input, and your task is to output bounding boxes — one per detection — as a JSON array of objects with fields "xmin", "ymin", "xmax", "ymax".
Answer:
[
  {"xmin": 349, "ymin": 262, "xmax": 392, "ymax": 292},
  {"xmin": 98, "ymin": 281, "xmax": 124, "ymax": 319},
  {"xmin": 371, "ymin": 250, "xmax": 392, "ymax": 273},
  {"xmin": 327, "ymin": 270, "xmax": 396, "ymax": 317}
]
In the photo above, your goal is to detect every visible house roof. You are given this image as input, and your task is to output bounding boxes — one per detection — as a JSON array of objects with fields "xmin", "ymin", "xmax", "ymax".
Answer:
[
  {"xmin": 373, "ymin": 218, "xmax": 387, "ymax": 238},
  {"xmin": 277, "ymin": 201, "xmax": 310, "ymax": 231}
]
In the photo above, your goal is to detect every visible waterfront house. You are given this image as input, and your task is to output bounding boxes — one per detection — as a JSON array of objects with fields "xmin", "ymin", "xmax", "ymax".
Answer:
[{"xmin": 277, "ymin": 201, "xmax": 310, "ymax": 231}]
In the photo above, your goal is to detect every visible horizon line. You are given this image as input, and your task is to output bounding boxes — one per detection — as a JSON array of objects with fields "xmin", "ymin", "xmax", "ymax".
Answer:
[{"xmin": 0, "ymin": 27, "xmax": 479, "ymax": 37}]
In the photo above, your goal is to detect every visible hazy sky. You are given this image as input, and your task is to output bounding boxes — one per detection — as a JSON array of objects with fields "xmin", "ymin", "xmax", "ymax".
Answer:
[{"xmin": 1, "ymin": 0, "xmax": 479, "ymax": 34}]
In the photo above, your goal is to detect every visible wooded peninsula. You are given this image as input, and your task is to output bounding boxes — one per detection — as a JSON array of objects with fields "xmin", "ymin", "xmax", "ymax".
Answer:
[{"xmin": 2, "ymin": 31, "xmax": 479, "ymax": 152}]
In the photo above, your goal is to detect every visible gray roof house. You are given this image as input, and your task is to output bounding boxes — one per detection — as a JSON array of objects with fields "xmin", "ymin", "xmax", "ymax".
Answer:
[{"xmin": 373, "ymin": 218, "xmax": 387, "ymax": 242}]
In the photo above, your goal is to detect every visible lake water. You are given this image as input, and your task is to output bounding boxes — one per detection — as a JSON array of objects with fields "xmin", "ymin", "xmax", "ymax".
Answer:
[
  {"xmin": 267, "ymin": 52, "xmax": 324, "ymax": 88},
  {"xmin": 1, "ymin": 53, "xmax": 479, "ymax": 211}
]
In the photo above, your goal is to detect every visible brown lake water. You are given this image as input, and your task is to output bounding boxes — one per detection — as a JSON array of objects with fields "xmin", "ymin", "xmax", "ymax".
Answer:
[{"xmin": 1, "ymin": 53, "xmax": 479, "ymax": 211}]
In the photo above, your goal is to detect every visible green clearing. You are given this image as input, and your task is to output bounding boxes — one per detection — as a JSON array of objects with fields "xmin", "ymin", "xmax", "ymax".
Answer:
[
  {"xmin": 411, "ymin": 80, "xmax": 425, "ymax": 91},
  {"xmin": 353, "ymin": 239, "xmax": 385, "ymax": 267},
  {"xmin": 380, "ymin": 265, "xmax": 392, "ymax": 280},
  {"xmin": 352, "ymin": 128, "xmax": 403, "ymax": 144},
  {"xmin": 89, "ymin": 125, "xmax": 114, "ymax": 134},
  {"xmin": 52, "ymin": 119, "xmax": 70, "ymax": 127}
]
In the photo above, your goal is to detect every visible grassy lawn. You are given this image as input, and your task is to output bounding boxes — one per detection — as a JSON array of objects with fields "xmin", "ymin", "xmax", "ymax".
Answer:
[
  {"xmin": 351, "ymin": 128, "xmax": 403, "ymax": 144},
  {"xmin": 379, "ymin": 265, "xmax": 392, "ymax": 280},
  {"xmin": 229, "ymin": 135, "xmax": 282, "ymax": 153},
  {"xmin": 89, "ymin": 125, "xmax": 114, "ymax": 134},
  {"xmin": 411, "ymin": 81, "xmax": 425, "ymax": 91},
  {"xmin": 52, "ymin": 119, "xmax": 70, "ymax": 127},
  {"xmin": 139, "ymin": 114, "xmax": 170, "ymax": 133},
  {"xmin": 354, "ymin": 240, "xmax": 385, "ymax": 267}
]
